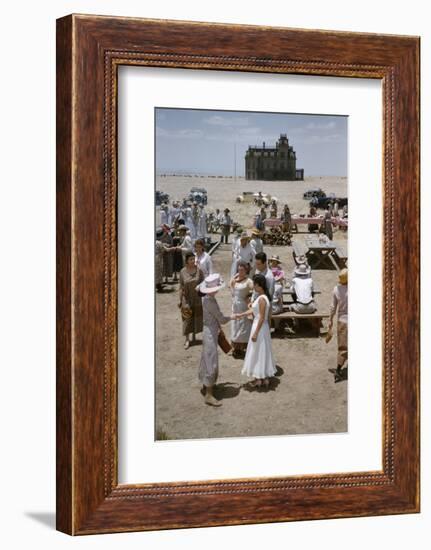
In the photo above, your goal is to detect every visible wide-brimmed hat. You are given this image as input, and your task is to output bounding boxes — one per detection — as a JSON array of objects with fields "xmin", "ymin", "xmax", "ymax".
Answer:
[
  {"xmin": 251, "ymin": 228, "xmax": 261, "ymax": 236},
  {"xmin": 239, "ymin": 231, "xmax": 249, "ymax": 240},
  {"xmin": 177, "ymin": 224, "xmax": 188, "ymax": 232},
  {"xmin": 224, "ymin": 208, "xmax": 230, "ymax": 213},
  {"xmin": 198, "ymin": 273, "xmax": 226, "ymax": 294},
  {"xmin": 296, "ymin": 254, "xmax": 308, "ymax": 265},
  {"xmin": 294, "ymin": 264, "xmax": 311, "ymax": 277},
  {"xmin": 338, "ymin": 268, "xmax": 348, "ymax": 284},
  {"xmin": 269, "ymin": 255, "xmax": 282, "ymax": 265}
]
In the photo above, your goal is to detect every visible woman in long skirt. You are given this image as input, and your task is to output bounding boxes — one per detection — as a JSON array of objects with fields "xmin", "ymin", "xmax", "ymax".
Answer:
[
  {"xmin": 235, "ymin": 273, "xmax": 276, "ymax": 388},
  {"xmin": 229, "ymin": 261, "xmax": 253, "ymax": 358},
  {"xmin": 160, "ymin": 224, "xmax": 174, "ymax": 283},
  {"xmin": 178, "ymin": 252, "xmax": 204, "ymax": 349},
  {"xmin": 197, "ymin": 274, "xmax": 233, "ymax": 406}
]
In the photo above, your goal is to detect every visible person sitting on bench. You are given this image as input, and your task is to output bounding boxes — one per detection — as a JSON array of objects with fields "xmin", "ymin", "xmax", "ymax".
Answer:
[{"xmin": 289, "ymin": 264, "xmax": 317, "ymax": 314}]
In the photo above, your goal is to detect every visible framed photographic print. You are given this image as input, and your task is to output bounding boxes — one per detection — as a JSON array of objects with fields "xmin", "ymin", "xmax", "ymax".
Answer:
[{"xmin": 56, "ymin": 14, "xmax": 420, "ymax": 535}]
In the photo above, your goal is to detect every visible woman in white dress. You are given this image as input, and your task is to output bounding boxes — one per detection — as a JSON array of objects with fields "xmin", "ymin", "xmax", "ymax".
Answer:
[
  {"xmin": 235, "ymin": 273, "xmax": 276, "ymax": 388},
  {"xmin": 194, "ymin": 239, "xmax": 213, "ymax": 278},
  {"xmin": 229, "ymin": 261, "xmax": 253, "ymax": 358},
  {"xmin": 183, "ymin": 206, "xmax": 195, "ymax": 239},
  {"xmin": 197, "ymin": 204, "xmax": 207, "ymax": 239},
  {"xmin": 160, "ymin": 203, "xmax": 169, "ymax": 226}
]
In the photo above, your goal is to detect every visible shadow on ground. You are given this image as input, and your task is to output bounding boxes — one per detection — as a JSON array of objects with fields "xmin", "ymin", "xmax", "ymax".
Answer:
[{"xmin": 25, "ymin": 512, "xmax": 56, "ymax": 530}]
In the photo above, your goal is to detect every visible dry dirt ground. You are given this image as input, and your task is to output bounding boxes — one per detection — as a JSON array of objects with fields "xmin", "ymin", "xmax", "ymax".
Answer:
[{"xmin": 155, "ymin": 176, "xmax": 347, "ymax": 441}]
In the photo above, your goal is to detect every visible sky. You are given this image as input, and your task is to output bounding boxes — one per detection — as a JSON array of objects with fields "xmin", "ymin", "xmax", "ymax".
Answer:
[{"xmin": 155, "ymin": 108, "xmax": 347, "ymax": 177}]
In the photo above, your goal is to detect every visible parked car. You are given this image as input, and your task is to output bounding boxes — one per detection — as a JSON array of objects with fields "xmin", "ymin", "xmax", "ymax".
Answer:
[
  {"xmin": 303, "ymin": 188, "xmax": 326, "ymax": 200},
  {"xmin": 188, "ymin": 187, "xmax": 208, "ymax": 205},
  {"xmin": 155, "ymin": 190, "xmax": 169, "ymax": 205}
]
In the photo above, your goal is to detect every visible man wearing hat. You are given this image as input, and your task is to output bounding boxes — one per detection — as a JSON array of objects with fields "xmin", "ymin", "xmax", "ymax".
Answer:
[
  {"xmin": 328, "ymin": 268, "xmax": 348, "ymax": 382},
  {"xmin": 250, "ymin": 228, "xmax": 264, "ymax": 255},
  {"xmin": 289, "ymin": 263, "xmax": 317, "ymax": 314},
  {"xmin": 197, "ymin": 274, "xmax": 234, "ymax": 406},
  {"xmin": 231, "ymin": 231, "xmax": 256, "ymax": 277},
  {"xmin": 220, "ymin": 208, "xmax": 232, "ymax": 244}
]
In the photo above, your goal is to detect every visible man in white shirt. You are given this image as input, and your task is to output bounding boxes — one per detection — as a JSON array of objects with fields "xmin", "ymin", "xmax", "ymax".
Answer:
[
  {"xmin": 250, "ymin": 228, "xmax": 264, "ymax": 255},
  {"xmin": 290, "ymin": 264, "xmax": 317, "ymax": 313},
  {"xmin": 253, "ymin": 252, "xmax": 275, "ymax": 300},
  {"xmin": 231, "ymin": 232, "xmax": 255, "ymax": 277},
  {"xmin": 329, "ymin": 268, "xmax": 348, "ymax": 382}
]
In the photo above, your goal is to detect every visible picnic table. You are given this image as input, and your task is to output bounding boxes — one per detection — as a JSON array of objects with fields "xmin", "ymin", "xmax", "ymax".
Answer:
[
  {"xmin": 271, "ymin": 305, "xmax": 329, "ymax": 336},
  {"xmin": 263, "ymin": 215, "xmax": 348, "ymax": 232},
  {"xmin": 304, "ymin": 236, "xmax": 337, "ymax": 269}
]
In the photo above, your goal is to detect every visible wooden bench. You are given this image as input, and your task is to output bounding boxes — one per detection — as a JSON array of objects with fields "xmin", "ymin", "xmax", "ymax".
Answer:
[
  {"xmin": 271, "ymin": 307, "xmax": 329, "ymax": 336},
  {"xmin": 333, "ymin": 247, "xmax": 348, "ymax": 269}
]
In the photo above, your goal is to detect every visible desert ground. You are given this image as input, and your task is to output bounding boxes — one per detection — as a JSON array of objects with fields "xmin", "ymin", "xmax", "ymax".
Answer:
[{"xmin": 155, "ymin": 175, "xmax": 347, "ymax": 440}]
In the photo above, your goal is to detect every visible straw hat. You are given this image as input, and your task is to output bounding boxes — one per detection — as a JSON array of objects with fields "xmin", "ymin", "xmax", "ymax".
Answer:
[
  {"xmin": 239, "ymin": 231, "xmax": 249, "ymax": 240},
  {"xmin": 296, "ymin": 254, "xmax": 309, "ymax": 266},
  {"xmin": 197, "ymin": 273, "xmax": 226, "ymax": 294},
  {"xmin": 269, "ymin": 255, "xmax": 282, "ymax": 265},
  {"xmin": 251, "ymin": 228, "xmax": 261, "ymax": 236},
  {"xmin": 338, "ymin": 268, "xmax": 348, "ymax": 284},
  {"xmin": 177, "ymin": 224, "xmax": 188, "ymax": 232},
  {"xmin": 294, "ymin": 264, "xmax": 311, "ymax": 277}
]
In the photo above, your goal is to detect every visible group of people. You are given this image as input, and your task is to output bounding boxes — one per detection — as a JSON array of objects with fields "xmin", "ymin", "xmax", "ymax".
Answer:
[
  {"xmin": 197, "ymin": 272, "xmax": 276, "ymax": 406},
  {"xmin": 160, "ymin": 200, "xmax": 208, "ymax": 240},
  {"xmin": 156, "ymin": 195, "xmax": 348, "ymax": 405}
]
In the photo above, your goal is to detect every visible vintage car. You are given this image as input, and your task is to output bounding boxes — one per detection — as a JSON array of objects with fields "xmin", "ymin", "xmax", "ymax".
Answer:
[
  {"xmin": 155, "ymin": 190, "xmax": 169, "ymax": 206},
  {"xmin": 303, "ymin": 188, "xmax": 326, "ymax": 200},
  {"xmin": 188, "ymin": 187, "xmax": 208, "ymax": 205}
]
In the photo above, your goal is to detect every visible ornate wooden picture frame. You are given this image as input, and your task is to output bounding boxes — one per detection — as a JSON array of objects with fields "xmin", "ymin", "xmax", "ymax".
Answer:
[{"xmin": 56, "ymin": 14, "xmax": 420, "ymax": 535}]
